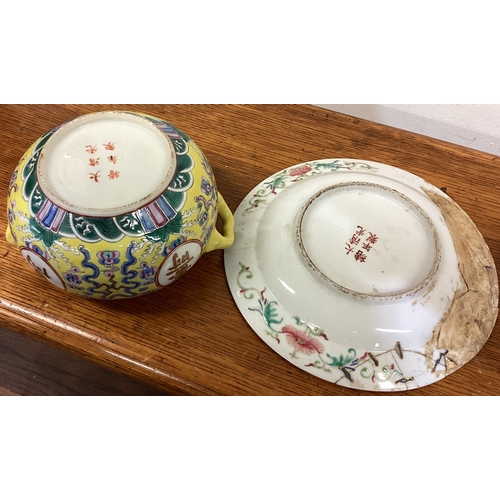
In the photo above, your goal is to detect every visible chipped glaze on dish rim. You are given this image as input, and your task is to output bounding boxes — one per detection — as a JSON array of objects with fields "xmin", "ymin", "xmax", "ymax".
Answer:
[{"xmin": 224, "ymin": 159, "xmax": 498, "ymax": 392}]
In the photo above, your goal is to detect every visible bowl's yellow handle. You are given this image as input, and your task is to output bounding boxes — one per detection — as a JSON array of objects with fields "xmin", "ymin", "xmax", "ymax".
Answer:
[
  {"xmin": 5, "ymin": 225, "xmax": 15, "ymax": 246},
  {"xmin": 204, "ymin": 192, "xmax": 235, "ymax": 253}
]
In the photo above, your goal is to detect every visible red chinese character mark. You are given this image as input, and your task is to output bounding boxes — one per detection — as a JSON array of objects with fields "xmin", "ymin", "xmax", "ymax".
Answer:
[
  {"xmin": 84, "ymin": 143, "xmax": 121, "ymax": 182},
  {"xmin": 345, "ymin": 226, "xmax": 379, "ymax": 263},
  {"xmin": 354, "ymin": 250, "xmax": 367, "ymax": 263},
  {"xmin": 89, "ymin": 171, "xmax": 101, "ymax": 182},
  {"xmin": 166, "ymin": 251, "xmax": 194, "ymax": 281}
]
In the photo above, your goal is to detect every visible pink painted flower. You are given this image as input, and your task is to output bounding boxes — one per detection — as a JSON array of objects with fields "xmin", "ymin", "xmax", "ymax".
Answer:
[
  {"xmin": 282, "ymin": 325, "xmax": 324, "ymax": 357},
  {"xmin": 288, "ymin": 165, "xmax": 312, "ymax": 176}
]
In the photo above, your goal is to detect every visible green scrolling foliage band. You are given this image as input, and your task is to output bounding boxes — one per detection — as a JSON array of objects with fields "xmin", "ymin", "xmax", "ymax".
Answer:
[{"xmin": 236, "ymin": 262, "xmax": 414, "ymax": 387}]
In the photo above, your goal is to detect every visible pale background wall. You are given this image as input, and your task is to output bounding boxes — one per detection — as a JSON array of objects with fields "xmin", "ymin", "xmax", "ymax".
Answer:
[{"xmin": 315, "ymin": 105, "xmax": 500, "ymax": 156}]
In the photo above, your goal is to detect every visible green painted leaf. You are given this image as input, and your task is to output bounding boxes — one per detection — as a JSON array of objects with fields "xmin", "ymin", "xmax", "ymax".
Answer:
[{"xmin": 263, "ymin": 301, "xmax": 283, "ymax": 328}]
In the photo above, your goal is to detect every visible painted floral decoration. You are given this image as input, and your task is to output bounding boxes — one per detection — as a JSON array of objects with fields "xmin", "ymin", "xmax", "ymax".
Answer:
[
  {"xmin": 289, "ymin": 165, "xmax": 312, "ymax": 176},
  {"xmin": 282, "ymin": 325, "xmax": 324, "ymax": 358}
]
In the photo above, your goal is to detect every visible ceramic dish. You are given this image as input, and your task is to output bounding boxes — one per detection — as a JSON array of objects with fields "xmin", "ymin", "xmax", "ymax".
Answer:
[{"xmin": 224, "ymin": 159, "xmax": 498, "ymax": 391}]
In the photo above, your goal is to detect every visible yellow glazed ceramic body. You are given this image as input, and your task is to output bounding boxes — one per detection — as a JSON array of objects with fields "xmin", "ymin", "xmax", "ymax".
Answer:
[{"xmin": 6, "ymin": 111, "xmax": 234, "ymax": 299}]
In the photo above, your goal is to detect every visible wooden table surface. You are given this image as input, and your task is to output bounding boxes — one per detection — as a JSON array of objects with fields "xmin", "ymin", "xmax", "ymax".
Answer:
[{"xmin": 1, "ymin": 104, "xmax": 499, "ymax": 396}]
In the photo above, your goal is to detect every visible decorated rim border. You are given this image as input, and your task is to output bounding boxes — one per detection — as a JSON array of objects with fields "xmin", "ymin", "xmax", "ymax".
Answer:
[
  {"xmin": 296, "ymin": 181, "xmax": 442, "ymax": 299},
  {"xmin": 225, "ymin": 159, "xmax": 498, "ymax": 391},
  {"xmin": 36, "ymin": 111, "xmax": 178, "ymax": 217}
]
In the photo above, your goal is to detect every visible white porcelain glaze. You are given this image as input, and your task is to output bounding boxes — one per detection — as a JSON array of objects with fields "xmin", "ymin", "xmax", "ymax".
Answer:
[
  {"xmin": 224, "ymin": 159, "xmax": 498, "ymax": 391},
  {"xmin": 37, "ymin": 112, "xmax": 177, "ymax": 217},
  {"xmin": 296, "ymin": 182, "xmax": 440, "ymax": 298}
]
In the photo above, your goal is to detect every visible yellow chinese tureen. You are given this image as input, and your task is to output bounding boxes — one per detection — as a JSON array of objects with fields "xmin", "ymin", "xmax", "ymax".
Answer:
[{"xmin": 6, "ymin": 111, "xmax": 234, "ymax": 299}]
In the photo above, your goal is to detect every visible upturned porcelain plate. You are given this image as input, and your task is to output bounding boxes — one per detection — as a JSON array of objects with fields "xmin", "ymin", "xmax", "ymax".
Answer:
[{"xmin": 224, "ymin": 159, "xmax": 499, "ymax": 392}]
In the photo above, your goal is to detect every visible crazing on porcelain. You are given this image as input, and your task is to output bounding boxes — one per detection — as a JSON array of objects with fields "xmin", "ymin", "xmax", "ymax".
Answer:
[{"xmin": 7, "ymin": 112, "xmax": 224, "ymax": 299}]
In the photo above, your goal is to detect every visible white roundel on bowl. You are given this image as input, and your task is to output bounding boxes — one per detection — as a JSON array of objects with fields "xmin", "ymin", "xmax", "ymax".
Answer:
[{"xmin": 155, "ymin": 240, "xmax": 203, "ymax": 287}]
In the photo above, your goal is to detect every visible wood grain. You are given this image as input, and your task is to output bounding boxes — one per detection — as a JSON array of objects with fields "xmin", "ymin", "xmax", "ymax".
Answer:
[
  {"xmin": 1, "ymin": 104, "xmax": 499, "ymax": 395},
  {"xmin": 0, "ymin": 326, "xmax": 165, "ymax": 395}
]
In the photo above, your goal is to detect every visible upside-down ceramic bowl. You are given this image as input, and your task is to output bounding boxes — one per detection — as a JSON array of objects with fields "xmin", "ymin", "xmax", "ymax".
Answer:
[
  {"xmin": 224, "ymin": 159, "xmax": 499, "ymax": 391},
  {"xmin": 6, "ymin": 111, "xmax": 234, "ymax": 299}
]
